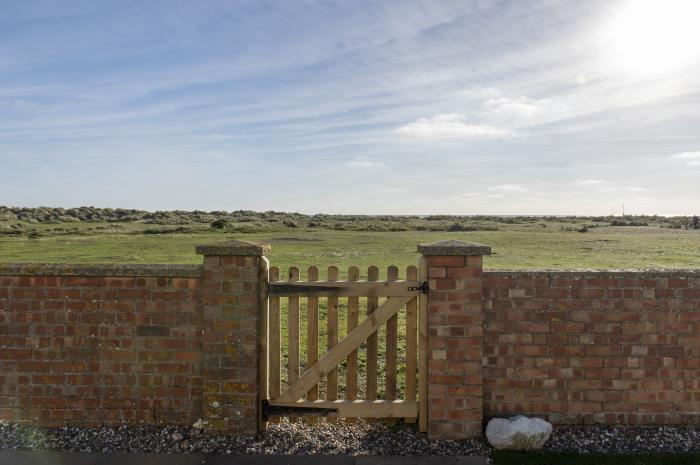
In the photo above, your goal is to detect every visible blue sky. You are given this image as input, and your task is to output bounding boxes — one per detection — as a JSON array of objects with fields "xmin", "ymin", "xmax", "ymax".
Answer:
[{"xmin": 1, "ymin": 0, "xmax": 699, "ymax": 215}]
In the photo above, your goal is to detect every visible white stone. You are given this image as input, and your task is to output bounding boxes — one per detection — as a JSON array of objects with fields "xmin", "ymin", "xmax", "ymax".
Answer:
[
  {"xmin": 191, "ymin": 418, "xmax": 207, "ymax": 430},
  {"xmin": 485, "ymin": 415, "xmax": 552, "ymax": 450}
]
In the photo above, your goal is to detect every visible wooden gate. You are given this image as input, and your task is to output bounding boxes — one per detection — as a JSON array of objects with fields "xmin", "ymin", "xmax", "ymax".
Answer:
[{"xmin": 259, "ymin": 260, "xmax": 428, "ymax": 431}]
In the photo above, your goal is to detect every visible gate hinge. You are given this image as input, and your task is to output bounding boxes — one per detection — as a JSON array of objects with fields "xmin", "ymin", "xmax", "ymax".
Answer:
[
  {"xmin": 407, "ymin": 281, "xmax": 429, "ymax": 294},
  {"xmin": 262, "ymin": 399, "xmax": 270, "ymax": 421}
]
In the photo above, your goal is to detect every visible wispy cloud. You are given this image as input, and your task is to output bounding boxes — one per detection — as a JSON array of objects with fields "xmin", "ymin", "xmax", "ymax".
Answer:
[
  {"xmin": 670, "ymin": 151, "xmax": 700, "ymax": 159},
  {"xmin": 482, "ymin": 96, "xmax": 542, "ymax": 121},
  {"xmin": 345, "ymin": 156, "xmax": 385, "ymax": 169},
  {"xmin": 395, "ymin": 114, "xmax": 512, "ymax": 139},
  {"xmin": 488, "ymin": 184, "xmax": 529, "ymax": 192},
  {"xmin": 572, "ymin": 179, "xmax": 649, "ymax": 194},
  {"xmin": 451, "ymin": 192, "xmax": 504, "ymax": 201},
  {"xmin": 574, "ymin": 179, "xmax": 606, "ymax": 186},
  {"xmin": 669, "ymin": 151, "xmax": 700, "ymax": 169}
]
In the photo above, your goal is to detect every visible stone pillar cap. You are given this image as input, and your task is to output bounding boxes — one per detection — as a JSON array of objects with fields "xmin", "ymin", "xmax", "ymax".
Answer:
[
  {"xmin": 196, "ymin": 240, "xmax": 270, "ymax": 256},
  {"xmin": 417, "ymin": 240, "xmax": 491, "ymax": 256}
]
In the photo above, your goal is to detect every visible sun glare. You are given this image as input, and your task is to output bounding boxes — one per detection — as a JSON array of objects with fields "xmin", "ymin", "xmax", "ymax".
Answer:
[{"xmin": 604, "ymin": 0, "xmax": 700, "ymax": 76}]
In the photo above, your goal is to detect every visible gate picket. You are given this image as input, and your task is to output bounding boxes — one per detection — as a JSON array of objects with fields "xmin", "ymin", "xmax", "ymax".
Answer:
[
  {"xmin": 287, "ymin": 266, "xmax": 300, "ymax": 422},
  {"xmin": 269, "ymin": 266, "xmax": 281, "ymax": 424},
  {"xmin": 385, "ymin": 266, "xmax": 399, "ymax": 400},
  {"xmin": 366, "ymin": 265, "xmax": 379, "ymax": 404},
  {"xmin": 307, "ymin": 266, "xmax": 319, "ymax": 402},
  {"xmin": 405, "ymin": 265, "xmax": 418, "ymax": 408},
  {"xmin": 326, "ymin": 265, "xmax": 339, "ymax": 423},
  {"xmin": 346, "ymin": 266, "xmax": 360, "ymax": 401}
]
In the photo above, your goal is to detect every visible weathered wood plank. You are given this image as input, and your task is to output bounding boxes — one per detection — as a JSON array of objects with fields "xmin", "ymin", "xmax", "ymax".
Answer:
[
  {"xmin": 405, "ymin": 265, "xmax": 418, "ymax": 423},
  {"xmin": 287, "ymin": 266, "xmax": 300, "ymax": 391},
  {"xmin": 307, "ymin": 266, "xmax": 319, "ymax": 402},
  {"xmin": 269, "ymin": 280, "xmax": 420, "ymax": 297},
  {"xmin": 385, "ymin": 265, "xmax": 399, "ymax": 401},
  {"xmin": 269, "ymin": 266, "xmax": 281, "ymax": 424},
  {"xmin": 418, "ymin": 257, "xmax": 428, "ymax": 433},
  {"xmin": 405, "ymin": 265, "xmax": 418, "ymax": 402},
  {"xmin": 366, "ymin": 266, "xmax": 379, "ymax": 404},
  {"xmin": 346, "ymin": 266, "xmax": 360, "ymax": 403},
  {"xmin": 276, "ymin": 295, "xmax": 411, "ymax": 403},
  {"xmin": 268, "ymin": 399, "xmax": 418, "ymax": 419},
  {"xmin": 326, "ymin": 265, "xmax": 339, "ymax": 423}
]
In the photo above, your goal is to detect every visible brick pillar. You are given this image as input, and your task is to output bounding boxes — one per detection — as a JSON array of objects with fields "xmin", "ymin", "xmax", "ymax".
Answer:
[
  {"xmin": 418, "ymin": 240, "xmax": 490, "ymax": 440},
  {"xmin": 196, "ymin": 240, "xmax": 269, "ymax": 434}
]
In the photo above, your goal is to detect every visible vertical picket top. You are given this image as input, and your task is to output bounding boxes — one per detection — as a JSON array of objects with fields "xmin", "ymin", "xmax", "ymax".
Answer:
[
  {"xmin": 366, "ymin": 265, "xmax": 379, "ymax": 403},
  {"xmin": 405, "ymin": 264, "xmax": 418, "ymax": 406},
  {"xmin": 418, "ymin": 256, "xmax": 429, "ymax": 432},
  {"xmin": 346, "ymin": 265, "xmax": 360, "ymax": 401},
  {"xmin": 307, "ymin": 266, "xmax": 319, "ymax": 402},
  {"xmin": 385, "ymin": 265, "xmax": 399, "ymax": 400}
]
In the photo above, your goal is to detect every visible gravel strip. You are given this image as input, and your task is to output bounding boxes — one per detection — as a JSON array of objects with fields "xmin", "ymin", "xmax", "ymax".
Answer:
[
  {"xmin": 1, "ymin": 421, "xmax": 699, "ymax": 456},
  {"xmin": 545, "ymin": 426, "xmax": 700, "ymax": 453},
  {"xmin": 0, "ymin": 420, "xmax": 488, "ymax": 456}
]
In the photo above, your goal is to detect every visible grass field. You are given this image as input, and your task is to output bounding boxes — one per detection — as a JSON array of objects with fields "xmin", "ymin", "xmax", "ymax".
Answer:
[{"xmin": 1, "ymin": 219, "xmax": 699, "ymax": 274}]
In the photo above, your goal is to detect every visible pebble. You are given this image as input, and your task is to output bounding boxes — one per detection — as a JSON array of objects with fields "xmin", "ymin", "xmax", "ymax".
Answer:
[{"xmin": 0, "ymin": 421, "xmax": 698, "ymax": 456}]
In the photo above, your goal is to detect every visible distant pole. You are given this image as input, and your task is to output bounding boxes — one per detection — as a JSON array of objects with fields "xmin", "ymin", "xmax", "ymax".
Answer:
[{"xmin": 622, "ymin": 203, "xmax": 625, "ymax": 217}]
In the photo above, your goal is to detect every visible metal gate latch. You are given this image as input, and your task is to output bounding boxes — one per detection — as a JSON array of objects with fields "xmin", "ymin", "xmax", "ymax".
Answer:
[{"xmin": 407, "ymin": 281, "xmax": 429, "ymax": 294}]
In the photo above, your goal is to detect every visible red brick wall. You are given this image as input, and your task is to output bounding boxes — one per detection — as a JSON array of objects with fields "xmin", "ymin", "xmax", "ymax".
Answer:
[
  {"xmin": 0, "ymin": 265, "xmax": 203, "ymax": 427},
  {"xmin": 483, "ymin": 271, "xmax": 700, "ymax": 426},
  {"xmin": 2, "ymin": 256, "xmax": 699, "ymax": 432}
]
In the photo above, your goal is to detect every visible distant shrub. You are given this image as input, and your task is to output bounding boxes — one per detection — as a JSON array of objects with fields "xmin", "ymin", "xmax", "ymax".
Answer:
[
  {"xmin": 210, "ymin": 219, "xmax": 230, "ymax": 229},
  {"xmin": 143, "ymin": 227, "xmax": 190, "ymax": 234},
  {"xmin": 610, "ymin": 219, "xmax": 648, "ymax": 226},
  {"xmin": 448, "ymin": 222, "xmax": 475, "ymax": 232}
]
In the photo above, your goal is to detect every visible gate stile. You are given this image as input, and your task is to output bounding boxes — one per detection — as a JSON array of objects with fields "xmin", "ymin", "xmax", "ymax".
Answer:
[{"xmin": 261, "ymin": 263, "xmax": 428, "ymax": 429}]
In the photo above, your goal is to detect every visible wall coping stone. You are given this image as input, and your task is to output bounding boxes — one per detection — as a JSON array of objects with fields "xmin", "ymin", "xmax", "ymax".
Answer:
[
  {"xmin": 484, "ymin": 269, "xmax": 700, "ymax": 276},
  {"xmin": 196, "ymin": 240, "xmax": 270, "ymax": 256},
  {"xmin": 0, "ymin": 263, "xmax": 202, "ymax": 277},
  {"xmin": 418, "ymin": 240, "xmax": 491, "ymax": 256}
]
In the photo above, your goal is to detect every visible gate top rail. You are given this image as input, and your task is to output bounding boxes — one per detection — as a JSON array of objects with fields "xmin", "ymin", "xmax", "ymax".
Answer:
[{"xmin": 268, "ymin": 279, "xmax": 422, "ymax": 297}]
